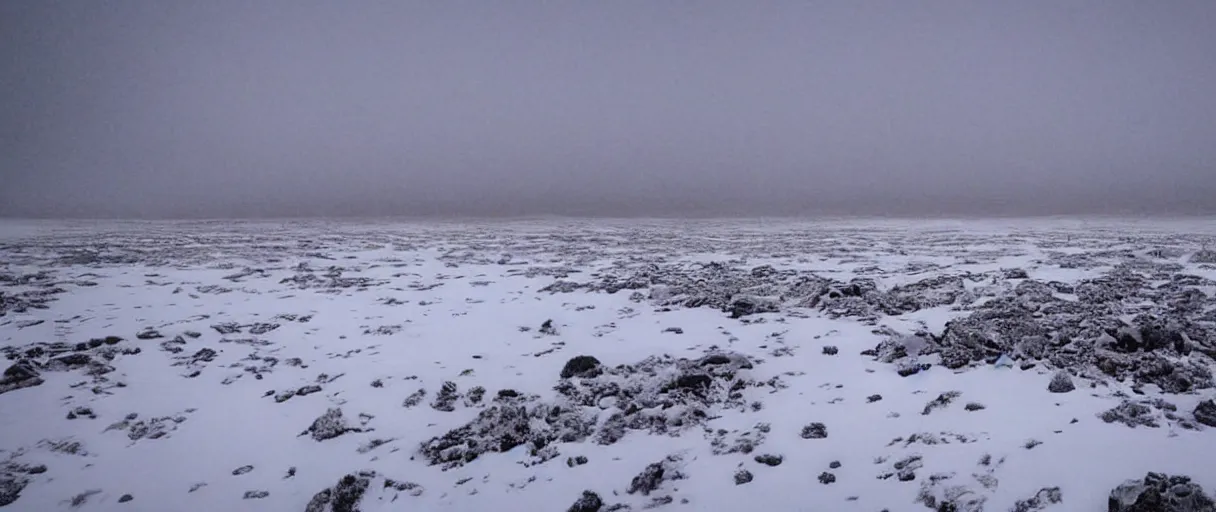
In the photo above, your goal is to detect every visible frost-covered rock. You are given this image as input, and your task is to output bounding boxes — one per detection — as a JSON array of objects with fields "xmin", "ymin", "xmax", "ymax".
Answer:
[
  {"xmin": 419, "ymin": 352, "xmax": 755, "ymax": 468},
  {"xmin": 305, "ymin": 472, "xmax": 371, "ymax": 512},
  {"xmin": 627, "ymin": 455, "xmax": 685, "ymax": 496},
  {"xmin": 800, "ymin": 422, "xmax": 828, "ymax": 439},
  {"xmin": 567, "ymin": 490, "xmax": 603, "ymax": 512},
  {"xmin": 300, "ymin": 408, "xmax": 362, "ymax": 441},
  {"xmin": 1191, "ymin": 250, "xmax": 1216, "ymax": 264},
  {"xmin": 1108, "ymin": 472, "xmax": 1215, "ymax": 512},
  {"xmin": 304, "ymin": 470, "xmax": 423, "ymax": 512},
  {"xmin": 430, "ymin": 381, "xmax": 460, "ymax": 412},
  {"xmin": 913, "ymin": 472, "xmax": 988, "ymax": 511},
  {"xmin": 1011, "ymin": 487, "xmax": 1062, "ymax": 511},
  {"xmin": 922, "ymin": 391, "xmax": 961, "ymax": 415},
  {"xmin": 1100, "ymin": 401, "xmax": 1160, "ymax": 429},
  {"xmin": 1048, "ymin": 371, "xmax": 1075, "ymax": 393}
]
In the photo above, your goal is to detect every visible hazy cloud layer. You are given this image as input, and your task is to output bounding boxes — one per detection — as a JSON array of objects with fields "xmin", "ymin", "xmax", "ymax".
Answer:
[{"xmin": 2, "ymin": 1, "xmax": 1214, "ymax": 218}]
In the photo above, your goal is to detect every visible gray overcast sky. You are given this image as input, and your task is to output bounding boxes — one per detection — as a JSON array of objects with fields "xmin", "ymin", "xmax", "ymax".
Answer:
[{"xmin": 2, "ymin": 1, "xmax": 1214, "ymax": 218}]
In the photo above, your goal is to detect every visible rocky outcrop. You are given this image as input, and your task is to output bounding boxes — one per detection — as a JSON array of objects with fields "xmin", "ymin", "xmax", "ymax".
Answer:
[
  {"xmin": 419, "ymin": 352, "xmax": 755, "ymax": 468},
  {"xmin": 1108, "ymin": 472, "xmax": 1215, "ymax": 512}
]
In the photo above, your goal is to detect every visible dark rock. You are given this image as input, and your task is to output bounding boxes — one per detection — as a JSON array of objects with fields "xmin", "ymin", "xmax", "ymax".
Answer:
[
  {"xmin": 1108, "ymin": 472, "xmax": 1215, "ymax": 512},
  {"xmin": 305, "ymin": 473, "xmax": 371, "ymax": 512},
  {"xmin": 135, "ymin": 329, "xmax": 163, "ymax": 340},
  {"xmin": 1194, "ymin": 400, "xmax": 1216, "ymax": 427},
  {"xmin": 561, "ymin": 356, "xmax": 602, "ymax": 379},
  {"xmin": 567, "ymin": 490, "xmax": 604, "ymax": 512},
  {"xmin": 1011, "ymin": 487, "xmax": 1062, "ymax": 512},
  {"xmin": 801, "ymin": 422, "xmax": 828, "ymax": 439},
  {"xmin": 118, "ymin": 494, "xmax": 134, "ymax": 503},
  {"xmin": 212, "ymin": 323, "xmax": 242, "ymax": 335},
  {"xmin": 1003, "ymin": 268, "xmax": 1030, "ymax": 279},
  {"xmin": 297, "ymin": 385, "xmax": 323, "ymax": 396},
  {"xmin": 922, "ymin": 391, "xmax": 961, "ymax": 415},
  {"xmin": 232, "ymin": 465, "xmax": 254, "ymax": 476},
  {"xmin": 300, "ymin": 408, "xmax": 361, "ymax": 441},
  {"xmin": 540, "ymin": 319, "xmax": 558, "ymax": 336},
  {"xmin": 465, "ymin": 386, "xmax": 485, "ymax": 405},
  {"xmin": 964, "ymin": 402, "xmax": 986, "ymax": 411},
  {"xmin": 627, "ymin": 456, "xmax": 684, "ymax": 496},
  {"xmin": 1, "ymin": 362, "xmax": 42, "ymax": 395},
  {"xmin": 421, "ymin": 352, "xmax": 752, "ymax": 468},
  {"xmin": 382, "ymin": 478, "xmax": 424, "ymax": 496},
  {"xmin": 190, "ymin": 348, "xmax": 217, "ymax": 362},
  {"xmin": 67, "ymin": 489, "xmax": 102, "ymax": 507},
  {"xmin": 829, "ymin": 461, "xmax": 841, "ymax": 469},
  {"xmin": 818, "ymin": 472, "xmax": 836, "ymax": 484},
  {"xmin": 247, "ymin": 323, "xmax": 280, "ymax": 335},
  {"xmin": 49, "ymin": 353, "xmax": 92, "ymax": 368},
  {"xmin": 822, "ymin": 346, "xmax": 839, "ymax": 355},
  {"xmin": 754, "ymin": 454, "xmax": 783, "ymax": 466},
  {"xmin": 734, "ymin": 469, "xmax": 754, "ymax": 485},
  {"xmin": 1100, "ymin": 401, "xmax": 1160, "ymax": 428},
  {"xmin": 898, "ymin": 362, "xmax": 932, "ymax": 377},
  {"xmin": 567, "ymin": 455, "xmax": 589, "ymax": 467},
  {"xmin": 402, "ymin": 389, "xmax": 426, "ymax": 408},
  {"xmin": 672, "ymin": 374, "xmax": 712, "ymax": 391},
  {"xmin": 730, "ymin": 296, "xmax": 779, "ymax": 318},
  {"xmin": 243, "ymin": 490, "xmax": 269, "ymax": 499},
  {"xmin": 867, "ymin": 394, "xmax": 883, "ymax": 403},
  {"xmin": 1048, "ymin": 371, "xmax": 1076, "ymax": 393},
  {"xmin": 892, "ymin": 454, "xmax": 923, "ymax": 482},
  {"xmin": 431, "ymin": 381, "xmax": 459, "ymax": 412},
  {"xmin": 663, "ymin": 327, "xmax": 684, "ymax": 335},
  {"xmin": 628, "ymin": 464, "xmax": 665, "ymax": 496},
  {"xmin": 0, "ymin": 476, "xmax": 28, "ymax": 507}
]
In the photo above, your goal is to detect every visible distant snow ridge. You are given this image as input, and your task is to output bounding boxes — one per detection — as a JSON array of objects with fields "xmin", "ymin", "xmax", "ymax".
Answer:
[{"xmin": 419, "ymin": 352, "xmax": 756, "ymax": 469}]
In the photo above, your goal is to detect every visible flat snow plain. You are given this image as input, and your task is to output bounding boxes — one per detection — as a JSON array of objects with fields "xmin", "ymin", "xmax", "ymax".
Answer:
[{"xmin": 2, "ymin": 217, "xmax": 1216, "ymax": 512}]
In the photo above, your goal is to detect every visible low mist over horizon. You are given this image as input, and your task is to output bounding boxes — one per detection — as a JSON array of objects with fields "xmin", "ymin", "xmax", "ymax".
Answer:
[{"xmin": 3, "ymin": 2, "xmax": 1215, "ymax": 219}]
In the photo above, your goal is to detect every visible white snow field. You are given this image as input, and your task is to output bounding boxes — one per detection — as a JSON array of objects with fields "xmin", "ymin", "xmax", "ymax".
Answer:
[{"xmin": 3, "ymin": 217, "xmax": 1216, "ymax": 512}]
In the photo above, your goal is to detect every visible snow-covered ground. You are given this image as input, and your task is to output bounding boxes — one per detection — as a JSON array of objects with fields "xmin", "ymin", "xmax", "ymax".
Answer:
[{"xmin": 2, "ymin": 218, "xmax": 1216, "ymax": 511}]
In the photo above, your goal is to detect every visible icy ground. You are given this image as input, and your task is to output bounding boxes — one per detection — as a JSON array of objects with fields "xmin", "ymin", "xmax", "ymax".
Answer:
[{"xmin": 3, "ymin": 217, "xmax": 1216, "ymax": 512}]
